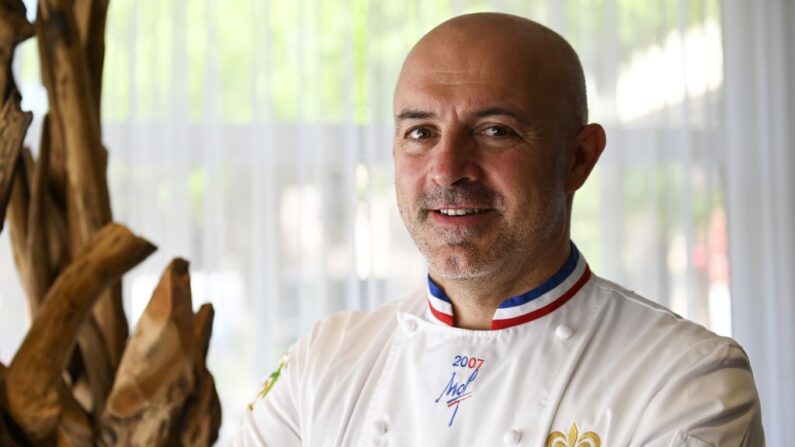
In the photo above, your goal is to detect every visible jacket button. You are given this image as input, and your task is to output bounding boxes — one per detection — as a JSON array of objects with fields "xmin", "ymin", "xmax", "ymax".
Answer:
[
  {"xmin": 555, "ymin": 324, "xmax": 573, "ymax": 339},
  {"xmin": 503, "ymin": 429, "xmax": 522, "ymax": 445},
  {"xmin": 371, "ymin": 420, "xmax": 389, "ymax": 436},
  {"xmin": 403, "ymin": 319, "xmax": 418, "ymax": 334}
]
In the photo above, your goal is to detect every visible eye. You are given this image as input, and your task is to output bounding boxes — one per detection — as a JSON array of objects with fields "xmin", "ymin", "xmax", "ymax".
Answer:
[
  {"xmin": 481, "ymin": 125, "xmax": 514, "ymax": 137},
  {"xmin": 406, "ymin": 127, "xmax": 433, "ymax": 140}
]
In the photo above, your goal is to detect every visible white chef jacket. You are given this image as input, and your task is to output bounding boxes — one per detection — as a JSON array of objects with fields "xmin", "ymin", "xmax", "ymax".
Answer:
[{"xmin": 230, "ymin": 248, "xmax": 764, "ymax": 446}]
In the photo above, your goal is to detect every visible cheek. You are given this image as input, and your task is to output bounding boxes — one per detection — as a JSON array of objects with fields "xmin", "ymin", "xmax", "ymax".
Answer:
[
  {"xmin": 394, "ymin": 159, "xmax": 425, "ymax": 212},
  {"xmin": 394, "ymin": 155, "xmax": 426, "ymax": 192},
  {"xmin": 485, "ymin": 155, "xmax": 562, "ymax": 206}
]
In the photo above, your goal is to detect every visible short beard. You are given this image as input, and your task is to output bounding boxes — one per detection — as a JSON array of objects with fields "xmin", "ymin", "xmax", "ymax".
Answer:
[
  {"xmin": 399, "ymin": 182, "xmax": 512, "ymax": 281},
  {"xmin": 399, "ymin": 182, "xmax": 567, "ymax": 285},
  {"xmin": 426, "ymin": 236, "xmax": 512, "ymax": 282}
]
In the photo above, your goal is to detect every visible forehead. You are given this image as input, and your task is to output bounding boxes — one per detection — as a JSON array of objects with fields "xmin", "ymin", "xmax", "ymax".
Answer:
[
  {"xmin": 394, "ymin": 67, "xmax": 536, "ymax": 118},
  {"xmin": 393, "ymin": 34, "xmax": 558, "ymax": 119}
]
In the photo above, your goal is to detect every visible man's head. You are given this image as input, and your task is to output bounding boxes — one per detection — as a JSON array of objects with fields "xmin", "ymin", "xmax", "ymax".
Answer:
[{"xmin": 393, "ymin": 13, "xmax": 605, "ymax": 288}]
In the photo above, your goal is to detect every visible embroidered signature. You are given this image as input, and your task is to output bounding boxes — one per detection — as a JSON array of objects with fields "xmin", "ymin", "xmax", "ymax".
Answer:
[{"xmin": 435, "ymin": 355, "xmax": 484, "ymax": 427}]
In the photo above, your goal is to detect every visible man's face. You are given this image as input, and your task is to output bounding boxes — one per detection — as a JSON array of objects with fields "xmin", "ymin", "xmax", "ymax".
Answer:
[{"xmin": 393, "ymin": 43, "xmax": 572, "ymax": 281}]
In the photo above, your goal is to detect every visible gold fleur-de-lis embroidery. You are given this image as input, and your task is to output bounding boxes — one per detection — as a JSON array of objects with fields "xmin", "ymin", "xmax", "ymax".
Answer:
[{"xmin": 546, "ymin": 423, "xmax": 601, "ymax": 447}]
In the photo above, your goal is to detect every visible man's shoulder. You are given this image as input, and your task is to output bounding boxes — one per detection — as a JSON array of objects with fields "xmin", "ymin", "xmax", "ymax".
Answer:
[
  {"xmin": 295, "ymin": 290, "xmax": 425, "ymax": 357},
  {"xmin": 309, "ymin": 290, "xmax": 424, "ymax": 333},
  {"xmin": 587, "ymin": 275, "xmax": 749, "ymax": 367}
]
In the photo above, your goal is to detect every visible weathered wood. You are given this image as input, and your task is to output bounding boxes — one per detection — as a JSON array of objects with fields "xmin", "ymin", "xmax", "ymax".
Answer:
[
  {"xmin": 0, "ymin": 416, "xmax": 27, "ymax": 447},
  {"xmin": 102, "ymin": 258, "xmax": 196, "ymax": 447},
  {"xmin": 75, "ymin": 313, "xmax": 113, "ymax": 417},
  {"xmin": 4, "ymin": 0, "xmax": 223, "ymax": 444},
  {"xmin": 42, "ymin": 181, "xmax": 69, "ymax": 276},
  {"xmin": 7, "ymin": 148, "xmax": 33, "ymax": 312},
  {"xmin": 55, "ymin": 379, "xmax": 92, "ymax": 447},
  {"xmin": 193, "ymin": 304, "xmax": 214, "ymax": 362},
  {"xmin": 37, "ymin": 0, "xmax": 127, "ymax": 371},
  {"xmin": 36, "ymin": 0, "xmax": 109, "ymax": 251},
  {"xmin": 0, "ymin": 0, "xmax": 34, "ymax": 98},
  {"xmin": 74, "ymin": 0, "xmax": 108, "ymax": 126},
  {"xmin": 180, "ymin": 304, "xmax": 221, "ymax": 447},
  {"xmin": 0, "ymin": 0, "xmax": 33, "ymax": 237},
  {"xmin": 0, "ymin": 0, "xmax": 46, "ymax": 309},
  {"xmin": 0, "ymin": 384, "xmax": 28, "ymax": 447},
  {"xmin": 180, "ymin": 369, "xmax": 221, "ymax": 447},
  {"xmin": 0, "ymin": 97, "xmax": 32, "ymax": 234},
  {"xmin": 7, "ymin": 145, "xmax": 68, "ymax": 316},
  {"xmin": 4, "ymin": 223, "xmax": 156, "ymax": 443},
  {"xmin": 25, "ymin": 115, "xmax": 56, "ymax": 308}
]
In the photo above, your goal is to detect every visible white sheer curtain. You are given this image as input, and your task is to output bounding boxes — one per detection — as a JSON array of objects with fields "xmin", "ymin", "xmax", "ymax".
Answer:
[
  {"xmin": 722, "ymin": 1, "xmax": 795, "ymax": 445},
  {"xmin": 1, "ymin": 0, "xmax": 786, "ymax": 444}
]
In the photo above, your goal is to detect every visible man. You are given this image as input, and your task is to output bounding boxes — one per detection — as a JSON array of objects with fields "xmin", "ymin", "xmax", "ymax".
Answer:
[{"xmin": 232, "ymin": 13, "xmax": 764, "ymax": 446}]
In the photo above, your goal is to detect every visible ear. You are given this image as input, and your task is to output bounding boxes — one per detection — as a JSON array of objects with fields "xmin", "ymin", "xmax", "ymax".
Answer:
[{"xmin": 566, "ymin": 123, "xmax": 606, "ymax": 193}]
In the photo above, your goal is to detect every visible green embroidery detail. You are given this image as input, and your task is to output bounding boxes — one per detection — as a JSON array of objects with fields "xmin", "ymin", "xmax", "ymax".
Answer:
[{"xmin": 257, "ymin": 353, "xmax": 290, "ymax": 400}]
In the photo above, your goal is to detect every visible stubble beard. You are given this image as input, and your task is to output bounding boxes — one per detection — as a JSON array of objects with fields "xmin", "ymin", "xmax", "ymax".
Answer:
[{"xmin": 399, "ymin": 184, "xmax": 567, "ymax": 285}]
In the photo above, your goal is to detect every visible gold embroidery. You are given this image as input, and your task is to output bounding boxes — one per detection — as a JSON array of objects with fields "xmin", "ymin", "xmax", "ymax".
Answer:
[{"xmin": 546, "ymin": 423, "xmax": 601, "ymax": 447}]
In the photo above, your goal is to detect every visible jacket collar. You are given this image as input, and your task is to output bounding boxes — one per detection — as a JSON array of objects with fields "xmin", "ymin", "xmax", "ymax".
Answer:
[{"xmin": 426, "ymin": 243, "xmax": 592, "ymax": 330}]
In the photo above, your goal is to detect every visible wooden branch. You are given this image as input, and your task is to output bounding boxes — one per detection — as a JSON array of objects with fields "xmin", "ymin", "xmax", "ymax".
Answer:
[
  {"xmin": 180, "ymin": 304, "xmax": 221, "ymax": 447},
  {"xmin": 0, "ymin": 0, "xmax": 34, "ymax": 98},
  {"xmin": 55, "ymin": 379, "xmax": 92, "ymax": 447},
  {"xmin": 0, "ymin": 96, "xmax": 32, "ymax": 234},
  {"xmin": 42, "ymin": 106, "xmax": 67, "ymax": 212},
  {"xmin": 180, "ymin": 370, "xmax": 221, "ymax": 447},
  {"xmin": 4, "ymin": 1, "xmax": 223, "ymax": 444},
  {"xmin": 24, "ymin": 109, "xmax": 56, "ymax": 306},
  {"xmin": 73, "ymin": 0, "xmax": 108, "ymax": 126},
  {"xmin": 74, "ymin": 313, "xmax": 113, "ymax": 423},
  {"xmin": 7, "ymin": 148, "xmax": 34, "ymax": 314},
  {"xmin": 7, "ymin": 144, "xmax": 66, "ymax": 313},
  {"xmin": 0, "ymin": 0, "xmax": 33, "ymax": 239},
  {"xmin": 43, "ymin": 179, "xmax": 69, "ymax": 275},
  {"xmin": 193, "ymin": 304, "xmax": 214, "ymax": 362},
  {"xmin": 4, "ymin": 223, "xmax": 156, "ymax": 443},
  {"xmin": 37, "ymin": 0, "xmax": 127, "ymax": 371},
  {"xmin": 0, "ymin": 375, "xmax": 28, "ymax": 447},
  {"xmin": 37, "ymin": 0, "xmax": 109, "ymax": 249},
  {"xmin": 39, "ymin": 113, "xmax": 69, "ymax": 266},
  {"xmin": 102, "ymin": 259, "xmax": 196, "ymax": 447}
]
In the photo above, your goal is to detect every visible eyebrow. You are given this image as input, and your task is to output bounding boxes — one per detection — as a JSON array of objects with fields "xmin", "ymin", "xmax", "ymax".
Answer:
[
  {"xmin": 395, "ymin": 109, "xmax": 436, "ymax": 121},
  {"xmin": 473, "ymin": 107, "xmax": 528, "ymax": 125},
  {"xmin": 394, "ymin": 107, "xmax": 528, "ymax": 125}
]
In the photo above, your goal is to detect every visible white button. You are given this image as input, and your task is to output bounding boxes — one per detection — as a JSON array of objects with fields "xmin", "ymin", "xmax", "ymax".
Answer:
[
  {"xmin": 371, "ymin": 420, "xmax": 388, "ymax": 436},
  {"xmin": 403, "ymin": 319, "xmax": 418, "ymax": 334},
  {"xmin": 503, "ymin": 429, "xmax": 522, "ymax": 445},
  {"xmin": 555, "ymin": 324, "xmax": 573, "ymax": 339}
]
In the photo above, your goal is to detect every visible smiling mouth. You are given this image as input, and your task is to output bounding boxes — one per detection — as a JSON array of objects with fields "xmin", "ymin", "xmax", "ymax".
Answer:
[{"xmin": 435, "ymin": 208, "xmax": 489, "ymax": 216}]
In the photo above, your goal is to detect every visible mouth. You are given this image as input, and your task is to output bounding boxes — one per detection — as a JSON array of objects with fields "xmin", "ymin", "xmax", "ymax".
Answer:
[
  {"xmin": 427, "ymin": 207, "xmax": 495, "ymax": 229},
  {"xmin": 434, "ymin": 208, "xmax": 489, "ymax": 216}
]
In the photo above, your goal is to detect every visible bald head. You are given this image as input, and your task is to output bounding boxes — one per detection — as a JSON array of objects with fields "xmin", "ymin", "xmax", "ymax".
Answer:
[{"xmin": 396, "ymin": 13, "xmax": 588, "ymax": 138}]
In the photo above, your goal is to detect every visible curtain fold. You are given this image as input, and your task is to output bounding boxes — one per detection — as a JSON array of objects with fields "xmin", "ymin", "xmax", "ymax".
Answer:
[{"xmin": 722, "ymin": 1, "xmax": 795, "ymax": 445}]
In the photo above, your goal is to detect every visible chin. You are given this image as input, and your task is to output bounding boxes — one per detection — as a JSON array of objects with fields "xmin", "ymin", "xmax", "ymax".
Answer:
[{"xmin": 428, "ymin": 251, "xmax": 498, "ymax": 281}]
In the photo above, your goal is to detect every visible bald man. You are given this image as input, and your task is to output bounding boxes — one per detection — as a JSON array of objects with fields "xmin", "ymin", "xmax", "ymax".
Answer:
[{"xmin": 232, "ymin": 13, "xmax": 764, "ymax": 446}]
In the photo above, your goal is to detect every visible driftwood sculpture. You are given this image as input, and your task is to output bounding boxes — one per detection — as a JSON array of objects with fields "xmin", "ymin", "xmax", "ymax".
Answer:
[{"xmin": 0, "ymin": 0, "xmax": 222, "ymax": 445}]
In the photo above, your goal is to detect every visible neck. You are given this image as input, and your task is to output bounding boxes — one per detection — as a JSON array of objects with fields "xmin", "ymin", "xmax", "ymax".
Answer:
[{"xmin": 433, "ymin": 240, "xmax": 572, "ymax": 330}]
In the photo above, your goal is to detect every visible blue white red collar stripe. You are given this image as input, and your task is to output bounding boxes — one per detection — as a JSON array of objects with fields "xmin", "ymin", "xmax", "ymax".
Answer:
[{"xmin": 426, "ymin": 244, "xmax": 592, "ymax": 330}]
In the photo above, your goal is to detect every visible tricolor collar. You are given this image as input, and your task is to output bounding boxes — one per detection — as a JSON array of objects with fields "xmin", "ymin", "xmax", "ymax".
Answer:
[{"xmin": 426, "ymin": 244, "xmax": 592, "ymax": 330}]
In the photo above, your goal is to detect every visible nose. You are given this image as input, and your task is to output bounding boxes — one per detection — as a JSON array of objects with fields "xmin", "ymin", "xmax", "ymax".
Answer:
[{"xmin": 429, "ymin": 130, "xmax": 481, "ymax": 187}]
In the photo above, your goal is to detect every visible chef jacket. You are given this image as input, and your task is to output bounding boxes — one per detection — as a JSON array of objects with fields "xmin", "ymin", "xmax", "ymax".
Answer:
[{"xmin": 230, "ymin": 247, "xmax": 764, "ymax": 446}]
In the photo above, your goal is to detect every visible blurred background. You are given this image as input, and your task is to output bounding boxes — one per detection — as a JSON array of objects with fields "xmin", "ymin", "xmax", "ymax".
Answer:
[{"xmin": 1, "ymin": 0, "xmax": 792, "ymax": 445}]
